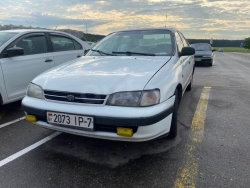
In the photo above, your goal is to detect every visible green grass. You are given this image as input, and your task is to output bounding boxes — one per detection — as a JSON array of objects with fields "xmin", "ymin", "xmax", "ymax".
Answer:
[{"xmin": 212, "ymin": 47, "xmax": 250, "ymax": 53}]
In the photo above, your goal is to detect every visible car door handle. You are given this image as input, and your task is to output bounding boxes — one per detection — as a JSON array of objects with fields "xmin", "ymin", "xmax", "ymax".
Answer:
[{"xmin": 45, "ymin": 59, "xmax": 53, "ymax": 62}]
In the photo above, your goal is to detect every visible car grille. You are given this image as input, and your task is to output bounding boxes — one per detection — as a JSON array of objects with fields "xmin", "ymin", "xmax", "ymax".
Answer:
[
  {"xmin": 194, "ymin": 55, "xmax": 203, "ymax": 58},
  {"xmin": 44, "ymin": 90, "xmax": 107, "ymax": 104}
]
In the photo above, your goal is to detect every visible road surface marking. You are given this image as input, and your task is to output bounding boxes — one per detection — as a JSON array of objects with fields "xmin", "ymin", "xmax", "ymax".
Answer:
[
  {"xmin": 0, "ymin": 117, "xmax": 25, "ymax": 129},
  {"xmin": 173, "ymin": 86, "xmax": 211, "ymax": 188},
  {"xmin": 0, "ymin": 132, "xmax": 61, "ymax": 168}
]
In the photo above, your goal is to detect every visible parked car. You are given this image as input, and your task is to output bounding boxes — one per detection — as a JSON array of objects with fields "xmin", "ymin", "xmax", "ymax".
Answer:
[
  {"xmin": 190, "ymin": 43, "xmax": 214, "ymax": 66},
  {"xmin": 218, "ymin": 48, "xmax": 223, "ymax": 52},
  {"xmin": 0, "ymin": 30, "xmax": 90, "ymax": 105},
  {"xmin": 86, "ymin": 41, "xmax": 96, "ymax": 48},
  {"xmin": 22, "ymin": 28, "xmax": 195, "ymax": 142}
]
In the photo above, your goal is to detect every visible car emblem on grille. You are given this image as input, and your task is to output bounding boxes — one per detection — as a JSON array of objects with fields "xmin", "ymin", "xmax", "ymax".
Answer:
[{"xmin": 66, "ymin": 95, "xmax": 75, "ymax": 101}]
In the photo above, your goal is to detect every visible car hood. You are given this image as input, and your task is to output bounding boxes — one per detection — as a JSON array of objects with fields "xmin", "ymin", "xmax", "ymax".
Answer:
[
  {"xmin": 33, "ymin": 56, "xmax": 172, "ymax": 94},
  {"xmin": 194, "ymin": 51, "xmax": 212, "ymax": 56}
]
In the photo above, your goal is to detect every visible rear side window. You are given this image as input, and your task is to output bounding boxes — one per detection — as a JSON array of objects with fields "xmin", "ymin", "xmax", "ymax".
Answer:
[
  {"xmin": 13, "ymin": 35, "xmax": 47, "ymax": 55},
  {"xmin": 175, "ymin": 32, "xmax": 184, "ymax": 53},
  {"xmin": 73, "ymin": 40, "xmax": 82, "ymax": 50},
  {"xmin": 50, "ymin": 36, "xmax": 75, "ymax": 52},
  {"xmin": 89, "ymin": 30, "xmax": 174, "ymax": 56}
]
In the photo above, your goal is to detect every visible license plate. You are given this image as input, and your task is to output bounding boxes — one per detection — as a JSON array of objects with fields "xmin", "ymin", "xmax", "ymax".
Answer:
[
  {"xmin": 47, "ymin": 112, "xmax": 94, "ymax": 129},
  {"xmin": 195, "ymin": 58, "xmax": 201, "ymax": 61}
]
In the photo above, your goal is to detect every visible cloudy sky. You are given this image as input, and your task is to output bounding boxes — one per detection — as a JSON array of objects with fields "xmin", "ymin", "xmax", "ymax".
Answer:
[{"xmin": 0, "ymin": 0, "xmax": 249, "ymax": 39}]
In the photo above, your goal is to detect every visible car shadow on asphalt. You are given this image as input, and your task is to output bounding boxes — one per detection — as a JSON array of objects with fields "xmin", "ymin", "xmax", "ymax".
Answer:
[{"xmin": 44, "ymin": 131, "xmax": 182, "ymax": 168}]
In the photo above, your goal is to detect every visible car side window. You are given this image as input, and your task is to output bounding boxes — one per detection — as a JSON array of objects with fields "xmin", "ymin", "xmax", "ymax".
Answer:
[
  {"xmin": 13, "ymin": 35, "xmax": 47, "ymax": 55},
  {"xmin": 73, "ymin": 40, "xmax": 82, "ymax": 50},
  {"xmin": 178, "ymin": 32, "xmax": 189, "ymax": 47},
  {"xmin": 175, "ymin": 32, "xmax": 184, "ymax": 53},
  {"xmin": 50, "ymin": 35, "xmax": 75, "ymax": 52}
]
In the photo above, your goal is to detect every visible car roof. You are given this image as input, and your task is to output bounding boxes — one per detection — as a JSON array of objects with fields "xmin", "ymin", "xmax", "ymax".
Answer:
[
  {"xmin": 191, "ymin": 43, "xmax": 211, "ymax": 45},
  {"xmin": 111, "ymin": 27, "xmax": 178, "ymax": 34}
]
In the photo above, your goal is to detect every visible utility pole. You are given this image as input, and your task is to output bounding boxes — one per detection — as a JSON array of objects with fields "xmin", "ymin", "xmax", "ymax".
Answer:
[
  {"xmin": 165, "ymin": 15, "xmax": 167, "ymax": 28},
  {"xmin": 26, "ymin": 21, "xmax": 33, "ymax": 29},
  {"xmin": 83, "ymin": 19, "xmax": 90, "ymax": 40}
]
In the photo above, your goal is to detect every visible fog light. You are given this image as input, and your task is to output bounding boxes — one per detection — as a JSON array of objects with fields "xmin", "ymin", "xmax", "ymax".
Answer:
[
  {"xmin": 117, "ymin": 127, "xmax": 133, "ymax": 137},
  {"xmin": 26, "ymin": 115, "xmax": 37, "ymax": 122}
]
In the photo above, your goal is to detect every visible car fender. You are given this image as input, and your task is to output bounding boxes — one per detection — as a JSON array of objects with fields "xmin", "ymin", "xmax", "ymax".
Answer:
[
  {"xmin": 144, "ymin": 56, "xmax": 184, "ymax": 103},
  {"xmin": 0, "ymin": 63, "xmax": 8, "ymax": 104}
]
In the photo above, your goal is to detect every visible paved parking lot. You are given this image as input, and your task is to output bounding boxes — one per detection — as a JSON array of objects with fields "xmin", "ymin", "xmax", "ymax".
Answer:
[{"xmin": 0, "ymin": 52, "xmax": 250, "ymax": 187}]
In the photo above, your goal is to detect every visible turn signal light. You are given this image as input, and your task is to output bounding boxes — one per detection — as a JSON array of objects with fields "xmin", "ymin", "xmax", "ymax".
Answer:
[
  {"xmin": 26, "ymin": 115, "xmax": 37, "ymax": 122},
  {"xmin": 117, "ymin": 127, "xmax": 133, "ymax": 137}
]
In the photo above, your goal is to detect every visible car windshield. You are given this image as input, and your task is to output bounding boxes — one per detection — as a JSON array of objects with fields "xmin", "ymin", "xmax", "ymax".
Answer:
[
  {"xmin": 87, "ymin": 30, "xmax": 174, "ymax": 56},
  {"xmin": 0, "ymin": 32, "xmax": 19, "ymax": 47},
  {"xmin": 191, "ymin": 44, "xmax": 211, "ymax": 51}
]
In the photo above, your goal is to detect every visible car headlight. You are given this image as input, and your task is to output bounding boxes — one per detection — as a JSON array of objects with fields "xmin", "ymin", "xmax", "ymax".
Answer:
[
  {"xmin": 106, "ymin": 89, "xmax": 160, "ymax": 107},
  {"xmin": 27, "ymin": 83, "xmax": 44, "ymax": 99}
]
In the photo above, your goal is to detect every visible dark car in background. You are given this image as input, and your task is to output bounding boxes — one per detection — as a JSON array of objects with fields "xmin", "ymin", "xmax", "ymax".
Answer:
[{"xmin": 191, "ymin": 43, "xmax": 215, "ymax": 66}]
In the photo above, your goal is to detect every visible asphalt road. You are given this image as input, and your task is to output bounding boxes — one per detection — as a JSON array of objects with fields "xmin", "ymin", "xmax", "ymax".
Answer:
[{"xmin": 0, "ymin": 52, "xmax": 250, "ymax": 188}]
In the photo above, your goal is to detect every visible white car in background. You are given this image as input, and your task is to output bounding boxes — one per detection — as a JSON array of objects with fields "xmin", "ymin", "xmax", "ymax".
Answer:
[
  {"xmin": 0, "ymin": 30, "xmax": 90, "ymax": 105},
  {"xmin": 22, "ymin": 28, "xmax": 195, "ymax": 142}
]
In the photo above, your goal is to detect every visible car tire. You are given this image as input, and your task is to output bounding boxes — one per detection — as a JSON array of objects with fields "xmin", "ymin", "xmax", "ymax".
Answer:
[
  {"xmin": 168, "ymin": 89, "xmax": 178, "ymax": 139},
  {"xmin": 208, "ymin": 60, "xmax": 213, "ymax": 66},
  {"xmin": 186, "ymin": 73, "xmax": 193, "ymax": 91}
]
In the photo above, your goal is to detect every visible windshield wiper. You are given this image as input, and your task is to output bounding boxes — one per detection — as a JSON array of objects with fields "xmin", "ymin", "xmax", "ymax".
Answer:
[
  {"xmin": 112, "ymin": 51, "xmax": 155, "ymax": 56},
  {"xmin": 91, "ymin": 49, "xmax": 116, "ymax": 56}
]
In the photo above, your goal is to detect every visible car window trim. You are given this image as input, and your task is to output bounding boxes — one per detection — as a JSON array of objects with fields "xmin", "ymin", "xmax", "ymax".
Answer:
[
  {"xmin": 0, "ymin": 32, "xmax": 49, "ymax": 58},
  {"xmin": 178, "ymin": 31, "xmax": 188, "ymax": 47},
  {"xmin": 45, "ymin": 33, "xmax": 53, "ymax": 52}
]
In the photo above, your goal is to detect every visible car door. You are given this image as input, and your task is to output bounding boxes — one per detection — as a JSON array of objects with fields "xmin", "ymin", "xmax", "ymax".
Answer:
[
  {"xmin": 175, "ymin": 32, "xmax": 190, "ymax": 90},
  {"xmin": 178, "ymin": 32, "xmax": 194, "ymax": 84},
  {"xmin": 0, "ymin": 33, "xmax": 54, "ymax": 100},
  {"xmin": 49, "ymin": 33, "xmax": 84, "ymax": 66}
]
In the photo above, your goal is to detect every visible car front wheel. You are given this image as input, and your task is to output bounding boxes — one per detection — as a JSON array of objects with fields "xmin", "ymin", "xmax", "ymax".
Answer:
[{"xmin": 168, "ymin": 89, "xmax": 178, "ymax": 138}]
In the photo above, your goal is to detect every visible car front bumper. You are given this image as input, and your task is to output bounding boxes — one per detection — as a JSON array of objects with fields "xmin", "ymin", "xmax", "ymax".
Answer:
[{"xmin": 22, "ymin": 96, "xmax": 175, "ymax": 142}]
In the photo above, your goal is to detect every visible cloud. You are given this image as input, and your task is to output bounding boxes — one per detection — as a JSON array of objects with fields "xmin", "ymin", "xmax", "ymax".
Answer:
[{"xmin": 0, "ymin": 0, "xmax": 249, "ymax": 39}]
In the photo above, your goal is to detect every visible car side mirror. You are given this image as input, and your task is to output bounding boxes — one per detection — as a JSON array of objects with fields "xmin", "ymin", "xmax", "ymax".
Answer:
[
  {"xmin": 180, "ymin": 47, "xmax": 195, "ymax": 56},
  {"xmin": 84, "ymin": 49, "xmax": 90, "ymax": 55},
  {"xmin": 4, "ymin": 47, "xmax": 24, "ymax": 57}
]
